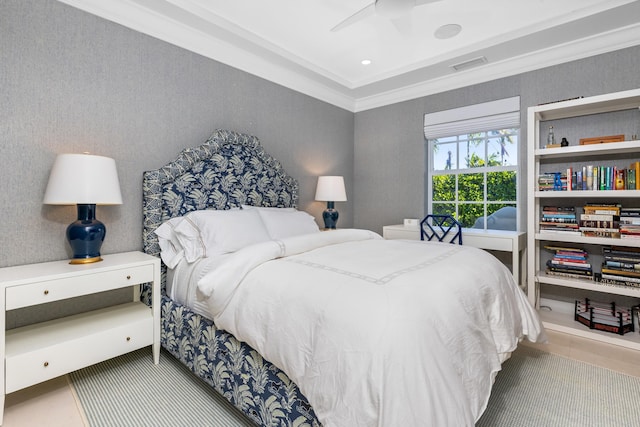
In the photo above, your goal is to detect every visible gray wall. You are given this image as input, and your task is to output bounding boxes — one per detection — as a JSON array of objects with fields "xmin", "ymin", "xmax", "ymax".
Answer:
[
  {"xmin": 354, "ymin": 46, "xmax": 640, "ymax": 235},
  {"xmin": 1, "ymin": 0, "xmax": 354, "ymax": 271}
]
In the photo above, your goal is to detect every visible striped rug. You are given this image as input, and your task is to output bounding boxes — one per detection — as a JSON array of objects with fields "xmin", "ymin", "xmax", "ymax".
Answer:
[
  {"xmin": 71, "ymin": 346, "xmax": 640, "ymax": 426},
  {"xmin": 69, "ymin": 348, "xmax": 254, "ymax": 427}
]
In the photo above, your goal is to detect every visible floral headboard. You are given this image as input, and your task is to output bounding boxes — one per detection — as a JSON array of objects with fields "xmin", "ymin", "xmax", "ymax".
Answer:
[{"xmin": 142, "ymin": 129, "xmax": 299, "ymax": 261}]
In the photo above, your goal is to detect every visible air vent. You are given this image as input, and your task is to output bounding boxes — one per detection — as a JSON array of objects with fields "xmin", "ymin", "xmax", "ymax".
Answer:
[{"xmin": 450, "ymin": 56, "xmax": 488, "ymax": 71}]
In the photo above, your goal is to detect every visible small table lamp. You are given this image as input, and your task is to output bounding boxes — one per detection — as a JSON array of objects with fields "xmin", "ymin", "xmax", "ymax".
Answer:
[
  {"xmin": 43, "ymin": 153, "xmax": 123, "ymax": 264},
  {"xmin": 315, "ymin": 176, "xmax": 347, "ymax": 229}
]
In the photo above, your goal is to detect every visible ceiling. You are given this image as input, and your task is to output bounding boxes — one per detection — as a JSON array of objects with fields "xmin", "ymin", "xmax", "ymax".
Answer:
[{"xmin": 58, "ymin": 0, "xmax": 640, "ymax": 112}]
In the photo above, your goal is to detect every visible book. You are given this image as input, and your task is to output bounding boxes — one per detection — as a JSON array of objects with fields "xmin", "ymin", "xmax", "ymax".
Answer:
[
  {"xmin": 600, "ymin": 273, "xmax": 640, "ymax": 284},
  {"xmin": 603, "ymin": 247, "xmax": 640, "ymax": 257},
  {"xmin": 620, "ymin": 217, "xmax": 640, "ymax": 225},
  {"xmin": 596, "ymin": 276, "xmax": 640, "ymax": 288},
  {"xmin": 583, "ymin": 206, "xmax": 621, "ymax": 215},
  {"xmin": 546, "ymin": 260, "xmax": 592, "ymax": 272},
  {"xmin": 579, "ymin": 221, "xmax": 619, "ymax": 229},
  {"xmin": 551, "ymin": 259, "xmax": 592, "ymax": 268},
  {"xmin": 542, "ymin": 206, "xmax": 575, "ymax": 212},
  {"xmin": 544, "ymin": 245, "xmax": 586, "ymax": 253},
  {"xmin": 554, "ymin": 253, "xmax": 588, "ymax": 260},
  {"xmin": 581, "ymin": 230, "xmax": 621, "ymax": 238},
  {"xmin": 579, "ymin": 226, "xmax": 620, "ymax": 233},
  {"xmin": 542, "ymin": 213, "xmax": 577, "ymax": 220},
  {"xmin": 604, "ymin": 260, "xmax": 640, "ymax": 270},
  {"xmin": 626, "ymin": 168, "xmax": 636, "ymax": 190},
  {"xmin": 580, "ymin": 214, "xmax": 619, "ymax": 221},
  {"xmin": 601, "ymin": 267, "xmax": 640, "ymax": 278},
  {"xmin": 546, "ymin": 269, "xmax": 593, "ymax": 281}
]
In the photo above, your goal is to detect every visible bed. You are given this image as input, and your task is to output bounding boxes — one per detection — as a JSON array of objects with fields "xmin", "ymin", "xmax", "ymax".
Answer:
[{"xmin": 141, "ymin": 129, "xmax": 544, "ymax": 427}]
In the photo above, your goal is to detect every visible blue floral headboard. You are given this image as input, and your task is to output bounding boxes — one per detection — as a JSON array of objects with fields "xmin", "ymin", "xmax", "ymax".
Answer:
[{"xmin": 142, "ymin": 129, "xmax": 299, "ymax": 260}]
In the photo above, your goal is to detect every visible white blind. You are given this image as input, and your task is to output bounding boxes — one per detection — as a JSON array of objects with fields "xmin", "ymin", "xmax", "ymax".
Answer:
[{"xmin": 424, "ymin": 96, "xmax": 520, "ymax": 139}]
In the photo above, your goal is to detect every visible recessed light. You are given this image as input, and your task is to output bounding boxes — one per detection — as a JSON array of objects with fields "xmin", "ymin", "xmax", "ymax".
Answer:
[
  {"xmin": 434, "ymin": 24, "xmax": 462, "ymax": 40},
  {"xmin": 361, "ymin": 59, "xmax": 372, "ymax": 65}
]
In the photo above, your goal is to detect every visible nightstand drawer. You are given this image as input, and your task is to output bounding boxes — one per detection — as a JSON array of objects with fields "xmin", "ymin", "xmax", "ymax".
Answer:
[
  {"xmin": 5, "ymin": 264, "xmax": 154, "ymax": 310},
  {"xmin": 5, "ymin": 302, "xmax": 153, "ymax": 393}
]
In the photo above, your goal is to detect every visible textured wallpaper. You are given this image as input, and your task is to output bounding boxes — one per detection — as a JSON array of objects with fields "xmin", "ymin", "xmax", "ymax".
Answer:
[{"xmin": 0, "ymin": 0, "xmax": 354, "ymax": 326}]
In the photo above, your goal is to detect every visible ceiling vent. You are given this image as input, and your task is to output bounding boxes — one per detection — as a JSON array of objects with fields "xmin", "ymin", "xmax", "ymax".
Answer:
[{"xmin": 450, "ymin": 56, "xmax": 488, "ymax": 71}]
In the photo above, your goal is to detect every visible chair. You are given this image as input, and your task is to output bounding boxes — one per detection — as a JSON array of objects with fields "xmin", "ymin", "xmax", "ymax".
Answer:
[{"xmin": 420, "ymin": 214, "xmax": 462, "ymax": 245}]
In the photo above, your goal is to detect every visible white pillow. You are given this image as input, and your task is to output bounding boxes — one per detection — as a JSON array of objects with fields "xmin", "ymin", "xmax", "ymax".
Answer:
[
  {"xmin": 174, "ymin": 208, "xmax": 271, "ymax": 262},
  {"xmin": 257, "ymin": 209, "xmax": 320, "ymax": 240},
  {"xmin": 154, "ymin": 217, "xmax": 185, "ymax": 268}
]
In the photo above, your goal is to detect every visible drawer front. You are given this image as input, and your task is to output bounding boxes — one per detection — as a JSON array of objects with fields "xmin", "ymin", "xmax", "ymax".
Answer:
[
  {"xmin": 5, "ymin": 264, "xmax": 154, "ymax": 310},
  {"xmin": 5, "ymin": 315, "xmax": 153, "ymax": 393},
  {"xmin": 463, "ymin": 234, "xmax": 513, "ymax": 251},
  {"xmin": 383, "ymin": 227, "xmax": 420, "ymax": 240}
]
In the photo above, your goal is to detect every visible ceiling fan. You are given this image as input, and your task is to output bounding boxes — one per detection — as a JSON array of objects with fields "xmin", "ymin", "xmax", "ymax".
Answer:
[{"xmin": 331, "ymin": 0, "xmax": 444, "ymax": 32}]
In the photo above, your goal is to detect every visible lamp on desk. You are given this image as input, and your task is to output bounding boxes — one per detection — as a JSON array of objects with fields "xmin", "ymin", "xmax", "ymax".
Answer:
[
  {"xmin": 315, "ymin": 176, "xmax": 347, "ymax": 229},
  {"xmin": 43, "ymin": 153, "xmax": 122, "ymax": 264}
]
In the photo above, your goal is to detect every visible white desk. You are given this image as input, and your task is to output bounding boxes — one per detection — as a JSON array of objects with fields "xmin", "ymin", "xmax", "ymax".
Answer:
[{"xmin": 382, "ymin": 224, "xmax": 527, "ymax": 288}]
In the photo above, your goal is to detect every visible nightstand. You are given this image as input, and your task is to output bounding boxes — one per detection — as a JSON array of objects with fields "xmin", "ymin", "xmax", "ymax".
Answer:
[{"xmin": 0, "ymin": 251, "xmax": 160, "ymax": 424}]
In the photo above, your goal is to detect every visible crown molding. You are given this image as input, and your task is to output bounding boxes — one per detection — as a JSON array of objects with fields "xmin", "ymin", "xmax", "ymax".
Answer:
[
  {"xmin": 354, "ymin": 23, "xmax": 640, "ymax": 112},
  {"xmin": 57, "ymin": 0, "xmax": 640, "ymax": 114}
]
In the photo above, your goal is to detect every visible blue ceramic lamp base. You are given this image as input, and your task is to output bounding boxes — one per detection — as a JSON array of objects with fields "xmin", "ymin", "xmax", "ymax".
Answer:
[
  {"xmin": 67, "ymin": 204, "xmax": 106, "ymax": 264},
  {"xmin": 322, "ymin": 201, "xmax": 339, "ymax": 229}
]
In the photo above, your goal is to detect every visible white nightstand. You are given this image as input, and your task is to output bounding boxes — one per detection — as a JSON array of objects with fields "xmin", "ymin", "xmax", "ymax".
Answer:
[
  {"xmin": 383, "ymin": 224, "xmax": 527, "ymax": 289},
  {"xmin": 0, "ymin": 251, "xmax": 160, "ymax": 423}
]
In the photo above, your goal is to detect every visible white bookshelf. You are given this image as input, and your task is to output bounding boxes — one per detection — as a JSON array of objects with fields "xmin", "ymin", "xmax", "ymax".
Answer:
[{"xmin": 527, "ymin": 88, "xmax": 640, "ymax": 350}]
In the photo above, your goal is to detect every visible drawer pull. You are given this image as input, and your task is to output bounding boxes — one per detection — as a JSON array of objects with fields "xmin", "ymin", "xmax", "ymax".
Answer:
[
  {"xmin": 126, "ymin": 336, "xmax": 131, "ymax": 342},
  {"xmin": 43, "ymin": 290, "xmax": 49, "ymax": 295},
  {"xmin": 44, "ymin": 361, "xmax": 49, "ymax": 367},
  {"xmin": 126, "ymin": 275, "xmax": 131, "ymax": 280}
]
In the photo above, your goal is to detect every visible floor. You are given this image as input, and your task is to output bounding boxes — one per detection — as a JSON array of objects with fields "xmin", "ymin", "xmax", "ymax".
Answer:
[{"xmin": 2, "ymin": 330, "xmax": 639, "ymax": 427}]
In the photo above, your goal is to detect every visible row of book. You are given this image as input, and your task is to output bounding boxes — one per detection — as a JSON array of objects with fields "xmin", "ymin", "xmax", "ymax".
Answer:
[
  {"xmin": 544, "ymin": 245, "xmax": 640, "ymax": 289},
  {"xmin": 597, "ymin": 246, "xmax": 640, "ymax": 288},
  {"xmin": 540, "ymin": 204, "xmax": 640, "ymax": 239},
  {"xmin": 539, "ymin": 162, "xmax": 640, "ymax": 191}
]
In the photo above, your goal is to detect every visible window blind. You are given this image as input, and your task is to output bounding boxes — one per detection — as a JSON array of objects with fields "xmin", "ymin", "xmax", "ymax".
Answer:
[{"xmin": 424, "ymin": 96, "xmax": 520, "ymax": 139}]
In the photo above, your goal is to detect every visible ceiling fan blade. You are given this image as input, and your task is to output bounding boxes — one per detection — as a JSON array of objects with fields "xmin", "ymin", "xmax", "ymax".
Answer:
[
  {"xmin": 415, "ymin": 0, "xmax": 444, "ymax": 6},
  {"xmin": 331, "ymin": 2, "xmax": 376, "ymax": 32}
]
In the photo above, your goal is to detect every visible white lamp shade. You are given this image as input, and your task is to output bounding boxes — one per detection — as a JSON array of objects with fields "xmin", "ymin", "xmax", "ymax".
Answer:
[
  {"xmin": 43, "ymin": 153, "xmax": 123, "ymax": 205},
  {"xmin": 315, "ymin": 176, "xmax": 347, "ymax": 202}
]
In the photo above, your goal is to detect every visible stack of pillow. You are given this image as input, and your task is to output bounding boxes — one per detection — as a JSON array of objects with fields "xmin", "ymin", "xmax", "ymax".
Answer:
[{"xmin": 154, "ymin": 205, "xmax": 320, "ymax": 268}]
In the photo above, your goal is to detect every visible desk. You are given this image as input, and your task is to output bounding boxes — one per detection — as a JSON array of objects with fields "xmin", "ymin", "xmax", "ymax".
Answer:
[{"xmin": 382, "ymin": 224, "xmax": 527, "ymax": 288}]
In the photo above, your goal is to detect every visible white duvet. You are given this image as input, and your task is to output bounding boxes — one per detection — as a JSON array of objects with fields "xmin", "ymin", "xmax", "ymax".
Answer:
[{"xmin": 197, "ymin": 229, "xmax": 544, "ymax": 427}]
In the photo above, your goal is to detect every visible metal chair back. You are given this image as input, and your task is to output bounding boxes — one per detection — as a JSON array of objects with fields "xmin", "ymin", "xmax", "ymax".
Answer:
[{"xmin": 420, "ymin": 214, "xmax": 462, "ymax": 245}]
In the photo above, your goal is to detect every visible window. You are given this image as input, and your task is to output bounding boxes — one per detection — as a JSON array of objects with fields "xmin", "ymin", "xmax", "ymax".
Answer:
[{"xmin": 424, "ymin": 97, "xmax": 520, "ymax": 231}]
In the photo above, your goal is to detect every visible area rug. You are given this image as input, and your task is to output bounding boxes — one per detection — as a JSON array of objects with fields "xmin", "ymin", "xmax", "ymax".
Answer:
[
  {"xmin": 476, "ymin": 345, "xmax": 640, "ymax": 426},
  {"xmin": 70, "ymin": 345, "xmax": 640, "ymax": 426}
]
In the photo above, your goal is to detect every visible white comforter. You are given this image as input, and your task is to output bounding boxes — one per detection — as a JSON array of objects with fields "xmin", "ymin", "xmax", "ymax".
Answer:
[{"xmin": 197, "ymin": 229, "xmax": 544, "ymax": 427}]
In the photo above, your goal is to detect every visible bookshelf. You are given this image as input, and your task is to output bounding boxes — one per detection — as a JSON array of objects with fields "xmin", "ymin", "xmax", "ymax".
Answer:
[{"xmin": 527, "ymin": 88, "xmax": 640, "ymax": 350}]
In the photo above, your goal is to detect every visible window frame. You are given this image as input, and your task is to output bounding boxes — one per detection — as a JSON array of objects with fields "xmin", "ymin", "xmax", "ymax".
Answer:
[
  {"xmin": 427, "ymin": 128, "xmax": 519, "ymax": 230},
  {"xmin": 423, "ymin": 97, "xmax": 521, "ymax": 231}
]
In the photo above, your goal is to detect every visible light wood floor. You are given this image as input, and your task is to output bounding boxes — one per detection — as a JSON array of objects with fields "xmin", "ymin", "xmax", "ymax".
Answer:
[{"xmin": 3, "ymin": 330, "xmax": 639, "ymax": 427}]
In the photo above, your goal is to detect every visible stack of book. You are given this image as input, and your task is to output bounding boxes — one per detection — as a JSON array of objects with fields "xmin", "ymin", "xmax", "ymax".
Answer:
[
  {"xmin": 598, "ymin": 246, "xmax": 640, "ymax": 288},
  {"xmin": 545, "ymin": 245, "xmax": 593, "ymax": 280},
  {"xmin": 580, "ymin": 204, "xmax": 621, "ymax": 238},
  {"xmin": 538, "ymin": 172, "xmax": 566, "ymax": 191},
  {"xmin": 539, "ymin": 206, "xmax": 579, "ymax": 234},
  {"xmin": 620, "ymin": 207, "xmax": 640, "ymax": 239}
]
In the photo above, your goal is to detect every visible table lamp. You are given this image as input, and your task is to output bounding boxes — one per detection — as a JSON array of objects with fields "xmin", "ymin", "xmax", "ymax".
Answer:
[
  {"xmin": 43, "ymin": 153, "xmax": 123, "ymax": 264},
  {"xmin": 315, "ymin": 176, "xmax": 347, "ymax": 229}
]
